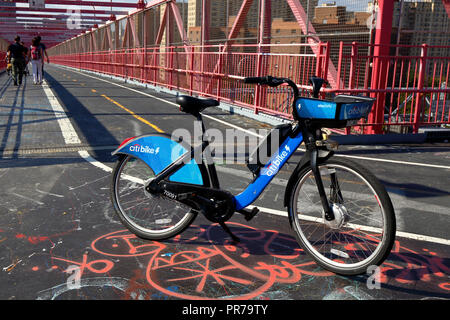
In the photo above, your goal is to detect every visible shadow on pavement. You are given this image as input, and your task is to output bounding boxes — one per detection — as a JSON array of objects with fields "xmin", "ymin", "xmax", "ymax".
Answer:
[{"xmin": 44, "ymin": 73, "xmax": 119, "ymax": 161}]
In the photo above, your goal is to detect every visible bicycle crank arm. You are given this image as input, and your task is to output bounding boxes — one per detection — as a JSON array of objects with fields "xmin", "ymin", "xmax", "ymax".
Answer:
[
  {"xmin": 237, "ymin": 207, "xmax": 260, "ymax": 221},
  {"xmin": 156, "ymin": 181, "xmax": 236, "ymax": 223}
]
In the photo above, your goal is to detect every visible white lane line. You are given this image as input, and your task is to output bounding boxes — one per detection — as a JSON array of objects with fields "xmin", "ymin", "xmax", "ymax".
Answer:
[
  {"xmin": 47, "ymin": 65, "xmax": 450, "ymax": 245},
  {"xmin": 43, "ymin": 80, "xmax": 108, "ymax": 171},
  {"xmin": 78, "ymin": 150, "xmax": 112, "ymax": 173},
  {"xmin": 201, "ymin": 113, "xmax": 263, "ymax": 138},
  {"xmin": 54, "ymin": 65, "xmax": 450, "ymax": 170},
  {"xmin": 42, "ymin": 80, "xmax": 81, "ymax": 144},
  {"xmin": 333, "ymin": 154, "xmax": 450, "ymax": 170},
  {"xmin": 247, "ymin": 205, "xmax": 450, "ymax": 246},
  {"xmin": 78, "ymin": 150, "xmax": 144, "ymax": 184}
]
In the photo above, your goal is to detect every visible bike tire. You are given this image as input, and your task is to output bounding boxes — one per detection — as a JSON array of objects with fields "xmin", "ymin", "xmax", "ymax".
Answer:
[
  {"xmin": 111, "ymin": 155, "xmax": 201, "ymax": 240},
  {"xmin": 288, "ymin": 157, "xmax": 396, "ymax": 275}
]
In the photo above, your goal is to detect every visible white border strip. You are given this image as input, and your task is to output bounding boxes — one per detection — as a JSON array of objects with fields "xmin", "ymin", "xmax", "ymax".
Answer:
[
  {"xmin": 247, "ymin": 205, "xmax": 450, "ymax": 246},
  {"xmin": 42, "ymin": 80, "xmax": 81, "ymax": 144},
  {"xmin": 333, "ymin": 154, "xmax": 450, "ymax": 170},
  {"xmin": 43, "ymin": 79, "xmax": 115, "ymax": 173}
]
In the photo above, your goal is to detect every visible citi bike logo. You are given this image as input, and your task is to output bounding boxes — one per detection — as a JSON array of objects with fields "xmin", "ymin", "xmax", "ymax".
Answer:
[
  {"xmin": 129, "ymin": 144, "xmax": 160, "ymax": 155},
  {"xmin": 347, "ymin": 104, "xmax": 371, "ymax": 117},
  {"xmin": 264, "ymin": 145, "xmax": 290, "ymax": 177}
]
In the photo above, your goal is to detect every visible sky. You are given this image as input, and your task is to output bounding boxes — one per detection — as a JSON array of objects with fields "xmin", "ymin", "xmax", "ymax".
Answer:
[{"xmin": 317, "ymin": 0, "xmax": 371, "ymax": 12}]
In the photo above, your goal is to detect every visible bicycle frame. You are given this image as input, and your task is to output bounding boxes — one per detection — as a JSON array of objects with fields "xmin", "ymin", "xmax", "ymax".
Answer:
[
  {"xmin": 113, "ymin": 76, "xmax": 340, "ymax": 221},
  {"xmin": 146, "ymin": 113, "xmax": 304, "ymax": 211},
  {"xmin": 233, "ymin": 131, "xmax": 303, "ymax": 210}
]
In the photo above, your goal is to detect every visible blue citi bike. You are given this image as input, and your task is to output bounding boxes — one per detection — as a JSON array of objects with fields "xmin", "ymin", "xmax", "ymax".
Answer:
[{"xmin": 110, "ymin": 76, "xmax": 396, "ymax": 275}]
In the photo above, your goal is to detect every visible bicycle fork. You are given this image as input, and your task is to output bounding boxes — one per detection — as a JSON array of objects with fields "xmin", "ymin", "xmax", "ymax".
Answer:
[
  {"xmin": 304, "ymin": 128, "xmax": 338, "ymax": 222},
  {"xmin": 310, "ymin": 149, "xmax": 336, "ymax": 221}
]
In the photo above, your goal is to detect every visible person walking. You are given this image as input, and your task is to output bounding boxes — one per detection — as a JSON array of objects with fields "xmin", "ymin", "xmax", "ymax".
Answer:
[
  {"xmin": 6, "ymin": 36, "xmax": 26, "ymax": 86},
  {"xmin": 28, "ymin": 37, "xmax": 43, "ymax": 85},
  {"xmin": 36, "ymin": 36, "xmax": 49, "ymax": 76}
]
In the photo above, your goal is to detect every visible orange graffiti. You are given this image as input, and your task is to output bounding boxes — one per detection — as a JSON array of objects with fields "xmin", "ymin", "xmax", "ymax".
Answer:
[
  {"xmin": 52, "ymin": 253, "xmax": 114, "ymax": 278},
  {"xmin": 41, "ymin": 222, "xmax": 450, "ymax": 300}
]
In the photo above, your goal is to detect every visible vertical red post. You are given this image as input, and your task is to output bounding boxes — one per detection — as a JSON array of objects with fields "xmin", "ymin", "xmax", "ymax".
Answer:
[
  {"xmin": 189, "ymin": 48, "xmax": 194, "ymax": 95},
  {"xmin": 217, "ymin": 44, "xmax": 223, "ymax": 99},
  {"xmin": 413, "ymin": 44, "xmax": 428, "ymax": 133},
  {"xmin": 336, "ymin": 41, "xmax": 344, "ymax": 90},
  {"xmin": 201, "ymin": 0, "xmax": 210, "ymax": 94},
  {"xmin": 167, "ymin": 5, "xmax": 174, "ymax": 88},
  {"xmin": 315, "ymin": 42, "xmax": 323, "ymax": 78},
  {"xmin": 254, "ymin": 50, "xmax": 263, "ymax": 114},
  {"xmin": 349, "ymin": 42, "xmax": 358, "ymax": 89},
  {"xmin": 443, "ymin": 0, "xmax": 450, "ymax": 19},
  {"xmin": 143, "ymin": 11, "xmax": 147, "ymax": 82},
  {"xmin": 322, "ymin": 41, "xmax": 330, "ymax": 81},
  {"xmin": 367, "ymin": 0, "xmax": 394, "ymax": 134},
  {"xmin": 201, "ymin": 0, "xmax": 210, "ymax": 46},
  {"xmin": 254, "ymin": 0, "xmax": 271, "ymax": 114}
]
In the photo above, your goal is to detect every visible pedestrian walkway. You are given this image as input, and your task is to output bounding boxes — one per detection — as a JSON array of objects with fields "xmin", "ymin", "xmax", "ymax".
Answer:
[{"xmin": 0, "ymin": 73, "xmax": 69, "ymax": 158}]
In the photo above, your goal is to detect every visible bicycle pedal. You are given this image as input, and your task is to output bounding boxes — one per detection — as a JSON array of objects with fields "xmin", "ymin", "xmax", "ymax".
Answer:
[
  {"xmin": 316, "ymin": 139, "xmax": 338, "ymax": 150},
  {"xmin": 238, "ymin": 207, "xmax": 260, "ymax": 221}
]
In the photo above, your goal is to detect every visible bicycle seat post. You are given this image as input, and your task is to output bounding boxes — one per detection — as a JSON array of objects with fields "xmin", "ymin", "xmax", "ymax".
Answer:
[
  {"xmin": 196, "ymin": 112, "xmax": 220, "ymax": 189},
  {"xmin": 196, "ymin": 113, "xmax": 206, "ymax": 137},
  {"xmin": 195, "ymin": 113, "xmax": 210, "ymax": 151}
]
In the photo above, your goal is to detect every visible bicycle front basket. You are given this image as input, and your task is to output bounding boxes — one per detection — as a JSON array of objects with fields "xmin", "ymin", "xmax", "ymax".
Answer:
[{"xmin": 295, "ymin": 95, "xmax": 376, "ymax": 128}]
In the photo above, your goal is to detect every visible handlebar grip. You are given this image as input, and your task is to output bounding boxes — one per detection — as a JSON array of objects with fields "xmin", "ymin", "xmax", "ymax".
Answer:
[{"xmin": 244, "ymin": 77, "xmax": 266, "ymax": 84}]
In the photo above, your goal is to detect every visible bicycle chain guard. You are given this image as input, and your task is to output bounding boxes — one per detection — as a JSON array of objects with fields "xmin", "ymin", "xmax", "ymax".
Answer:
[{"xmin": 158, "ymin": 180, "xmax": 236, "ymax": 223}]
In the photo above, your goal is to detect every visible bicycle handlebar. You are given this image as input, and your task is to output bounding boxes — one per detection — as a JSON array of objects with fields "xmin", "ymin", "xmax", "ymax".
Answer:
[
  {"xmin": 244, "ymin": 76, "xmax": 299, "ymax": 100},
  {"xmin": 243, "ymin": 76, "xmax": 266, "ymax": 84}
]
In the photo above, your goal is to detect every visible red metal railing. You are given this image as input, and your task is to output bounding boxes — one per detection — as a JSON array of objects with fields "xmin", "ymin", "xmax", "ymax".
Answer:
[
  {"xmin": 51, "ymin": 43, "xmax": 325, "ymax": 118},
  {"xmin": 50, "ymin": 42, "xmax": 450, "ymax": 134},
  {"xmin": 334, "ymin": 42, "xmax": 450, "ymax": 134}
]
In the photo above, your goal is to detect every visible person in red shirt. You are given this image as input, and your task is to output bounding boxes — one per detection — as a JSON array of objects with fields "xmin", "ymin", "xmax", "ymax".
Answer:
[{"xmin": 28, "ymin": 37, "xmax": 44, "ymax": 85}]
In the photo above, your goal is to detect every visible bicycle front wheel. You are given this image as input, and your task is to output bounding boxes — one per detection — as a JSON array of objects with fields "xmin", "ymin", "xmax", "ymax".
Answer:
[
  {"xmin": 111, "ymin": 155, "xmax": 199, "ymax": 240},
  {"xmin": 288, "ymin": 158, "xmax": 395, "ymax": 275}
]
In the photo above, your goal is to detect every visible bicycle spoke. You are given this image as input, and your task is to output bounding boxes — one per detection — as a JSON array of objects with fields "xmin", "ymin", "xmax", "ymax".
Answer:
[
  {"xmin": 113, "ymin": 155, "xmax": 196, "ymax": 236},
  {"xmin": 291, "ymin": 160, "xmax": 393, "ymax": 272}
]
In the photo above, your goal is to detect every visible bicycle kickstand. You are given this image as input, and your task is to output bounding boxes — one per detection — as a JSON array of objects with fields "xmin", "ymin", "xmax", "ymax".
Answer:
[{"xmin": 219, "ymin": 221, "xmax": 240, "ymax": 243}]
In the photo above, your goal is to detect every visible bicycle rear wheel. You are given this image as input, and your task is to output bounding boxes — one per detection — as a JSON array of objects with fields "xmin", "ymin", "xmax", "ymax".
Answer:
[
  {"xmin": 111, "ymin": 155, "xmax": 201, "ymax": 240},
  {"xmin": 288, "ymin": 158, "xmax": 395, "ymax": 275}
]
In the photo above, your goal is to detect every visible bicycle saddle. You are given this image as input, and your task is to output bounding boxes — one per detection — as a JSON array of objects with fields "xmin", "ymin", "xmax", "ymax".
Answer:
[{"xmin": 176, "ymin": 95, "xmax": 220, "ymax": 115}]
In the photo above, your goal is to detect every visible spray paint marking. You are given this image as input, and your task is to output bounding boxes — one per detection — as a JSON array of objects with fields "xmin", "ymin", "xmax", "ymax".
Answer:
[{"xmin": 34, "ymin": 223, "xmax": 450, "ymax": 300}]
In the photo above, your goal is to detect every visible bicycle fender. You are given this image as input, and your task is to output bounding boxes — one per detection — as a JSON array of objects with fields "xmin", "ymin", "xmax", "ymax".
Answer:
[
  {"xmin": 111, "ymin": 133, "xmax": 205, "ymax": 185},
  {"xmin": 283, "ymin": 149, "xmax": 334, "ymax": 211}
]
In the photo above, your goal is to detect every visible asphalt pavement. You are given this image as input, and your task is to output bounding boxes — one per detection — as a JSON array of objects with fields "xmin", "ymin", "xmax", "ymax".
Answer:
[{"xmin": 0, "ymin": 65, "xmax": 449, "ymax": 301}]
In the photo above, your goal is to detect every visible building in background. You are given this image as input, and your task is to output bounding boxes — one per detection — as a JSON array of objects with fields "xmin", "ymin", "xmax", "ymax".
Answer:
[
  {"xmin": 313, "ymin": 2, "xmax": 347, "ymax": 24},
  {"xmin": 393, "ymin": 0, "xmax": 450, "ymax": 58},
  {"xmin": 187, "ymin": 0, "xmax": 318, "ymax": 48}
]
